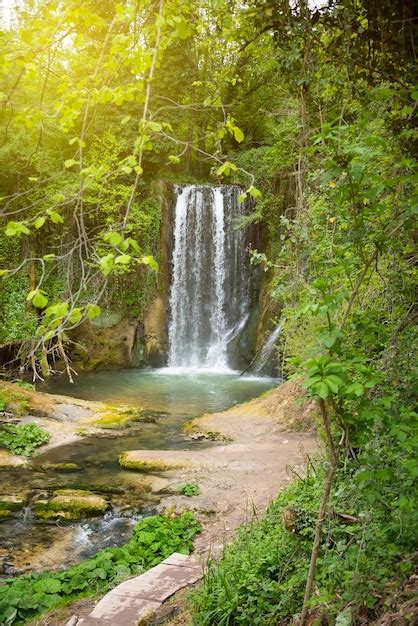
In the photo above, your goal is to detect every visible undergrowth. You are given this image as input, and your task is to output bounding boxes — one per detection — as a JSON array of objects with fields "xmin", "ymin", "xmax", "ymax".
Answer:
[
  {"xmin": 192, "ymin": 428, "xmax": 417, "ymax": 625},
  {"xmin": 0, "ymin": 423, "xmax": 50, "ymax": 456},
  {"xmin": 0, "ymin": 512, "xmax": 201, "ymax": 625}
]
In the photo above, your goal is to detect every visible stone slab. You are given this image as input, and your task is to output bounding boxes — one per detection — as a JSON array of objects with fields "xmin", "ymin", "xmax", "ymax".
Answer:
[
  {"xmin": 111, "ymin": 561, "xmax": 202, "ymax": 602},
  {"xmin": 78, "ymin": 553, "xmax": 203, "ymax": 625},
  {"xmin": 82, "ymin": 595, "xmax": 160, "ymax": 625},
  {"xmin": 163, "ymin": 552, "xmax": 202, "ymax": 568}
]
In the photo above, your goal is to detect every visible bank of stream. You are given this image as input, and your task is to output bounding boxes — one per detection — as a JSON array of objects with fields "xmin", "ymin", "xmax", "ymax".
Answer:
[{"xmin": 0, "ymin": 368, "xmax": 276, "ymax": 578}]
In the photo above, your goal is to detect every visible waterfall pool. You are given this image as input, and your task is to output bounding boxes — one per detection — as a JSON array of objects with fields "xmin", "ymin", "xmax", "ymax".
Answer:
[{"xmin": 1, "ymin": 368, "xmax": 277, "ymax": 577}]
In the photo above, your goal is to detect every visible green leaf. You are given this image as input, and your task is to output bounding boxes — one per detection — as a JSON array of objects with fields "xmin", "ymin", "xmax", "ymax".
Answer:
[
  {"xmin": 121, "ymin": 115, "xmax": 131, "ymax": 125},
  {"xmin": 68, "ymin": 308, "xmax": 82, "ymax": 324},
  {"xmin": 85, "ymin": 304, "xmax": 101, "ymax": 320},
  {"xmin": 216, "ymin": 161, "xmax": 237, "ymax": 177},
  {"xmin": 32, "ymin": 293, "xmax": 48, "ymax": 308},
  {"xmin": 115, "ymin": 254, "xmax": 131, "ymax": 265},
  {"xmin": 5, "ymin": 221, "xmax": 30, "ymax": 237},
  {"xmin": 44, "ymin": 302, "xmax": 69, "ymax": 318},
  {"xmin": 248, "ymin": 185, "xmax": 262, "ymax": 199},
  {"xmin": 345, "ymin": 382, "xmax": 364, "ymax": 397},
  {"xmin": 64, "ymin": 159, "xmax": 78, "ymax": 169},
  {"xmin": 168, "ymin": 155, "xmax": 180, "ymax": 164},
  {"xmin": 140, "ymin": 255, "xmax": 158, "ymax": 271},
  {"xmin": 233, "ymin": 126, "xmax": 244, "ymax": 143},
  {"xmin": 103, "ymin": 231, "xmax": 122, "ymax": 246},
  {"xmin": 0, "ymin": 269, "xmax": 9, "ymax": 277},
  {"xmin": 99, "ymin": 254, "xmax": 114, "ymax": 276},
  {"xmin": 47, "ymin": 210, "xmax": 64, "ymax": 224},
  {"xmin": 237, "ymin": 192, "xmax": 247, "ymax": 204},
  {"xmin": 33, "ymin": 578, "xmax": 62, "ymax": 594},
  {"xmin": 314, "ymin": 381, "xmax": 329, "ymax": 399},
  {"xmin": 34, "ymin": 216, "xmax": 46, "ymax": 229},
  {"xmin": 122, "ymin": 237, "xmax": 140, "ymax": 253}
]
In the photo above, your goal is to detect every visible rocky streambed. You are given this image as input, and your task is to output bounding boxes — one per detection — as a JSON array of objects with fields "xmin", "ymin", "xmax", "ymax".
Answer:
[{"xmin": 1, "ymin": 369, "xmax": 279, "ymax": 577}]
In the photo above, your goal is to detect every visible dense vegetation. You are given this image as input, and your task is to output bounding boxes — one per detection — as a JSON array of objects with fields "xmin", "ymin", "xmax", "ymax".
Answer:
[
  {"xmin": 0, "ymin": 512, "xmax": 200, "ymax": 624},
  {"xmin": 0, "ymin": 0, "xmax": 417, "ymax": 624}
]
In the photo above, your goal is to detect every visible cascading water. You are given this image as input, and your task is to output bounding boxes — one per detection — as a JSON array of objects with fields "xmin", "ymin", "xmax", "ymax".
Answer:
[
  {"xmin": 253, "ymin": 324, "xmax": 283, "ymax": 374},
  {"xmin": 167, "ymin": 185, "xmax": 251, "ymax": 371}
]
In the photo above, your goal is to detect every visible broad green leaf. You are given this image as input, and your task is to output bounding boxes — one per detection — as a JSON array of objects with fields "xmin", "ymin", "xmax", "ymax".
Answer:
[
  {"xmin": 115, "ymin": 254, "xmax": 131, "ymax": 265},
  {"xmin": 44, "ymin": 302, "xmax": 69, "ymax": 318},
  {"xmin": 85, "ymin": 304, "xmax": 101, "ymax": 320},
  {"xmin": 237, "ymin": 192, "xmax": 247, "ymax": 204},
  {"xmin": 68, "ymin": 308, "xmax": 82, "ymax": 324},
  {"xmin": 248, "ymin": 185, "xmax": 262, "ymax": 199},
  {"xmin": 34, "ymin": 216, "xmax": 46, "ymax": 229},
  {"xmin": 140, "ymin": 255, "xmax": 158, "ymax": 270},
  {"xmin": 32, "ymin": 293, "xmax": 48, "ymax": 308},
  {"xmin": 121, "ymin": 115, "xmax": 131, "ymax": 125},
  {"xmin": 64, "ymin": 159, "xmax": 77, "ymax": 169},
  {"xmin": 216, "ymin": 161, "xmax": 237, "ymax": 177},
  {"xmin": 104, "ymin": 231, "xmax": 122, "ymax": 246},
  {"xmin": 47, "ymin": 210, "xmax": 64, "ymax": 224},
  {"xmin": 233, "ymin": 126, "xmax": 244, "ymax": 143},
  {"xmin": 5, "ymin": 221, "xmax": 30, "ymax": 237},
  {"xmin": 99, "ymin": 254, "xmax": 114, "ymax": 276},
  {"xmin": 168, "ymin": 155, "xmax": 180, "ymax": 164},
  {"xmin": 314, "ymin": 381, "xmax": 329, "ymax": 399},
  {"xmin": 345, "ymin": 382, "xmax": 364, "ymax": 397},
  {"xmin": 33, "ymin": 578, "xmax": 62, "ymax": 594}
]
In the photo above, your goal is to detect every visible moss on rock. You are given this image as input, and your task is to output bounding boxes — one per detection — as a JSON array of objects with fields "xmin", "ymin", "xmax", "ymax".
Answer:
[
  {"xmin": 34, "ymin": 489, "xmax": 109, "ymax": 520},
  {"xmin": 118, "ymin": 451, "xmax": 184, "ymax": 472},
  {"xmin": 0, "ymin": 495, "xmax": 27, "ymax": 511},
  {"xmin": 86, "ymin": 406, "xmax": 142, "ymax": 429}
]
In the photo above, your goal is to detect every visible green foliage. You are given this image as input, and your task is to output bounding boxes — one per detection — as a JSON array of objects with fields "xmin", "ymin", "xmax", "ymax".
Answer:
[
  {"xmin": 0, "ymin": 423, "xmax": 50, "ymax": 456},
  {"xmin": 0, "ymin": 275, "xmax": 37, "ymax": 344},
  {"xmin": 0, "ymin": 513, "xmax": 201, "ymax": 625},
  {"xmin": 193, "ymin": 432, "xmax": 418, "ymax": 624},
  {"xmin": 179, "ymin": 482, "xmax": 201, "ymax": 497}
]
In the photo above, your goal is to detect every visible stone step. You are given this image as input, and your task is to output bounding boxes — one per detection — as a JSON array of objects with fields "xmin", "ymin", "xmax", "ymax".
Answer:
[{"xmin": 75, "ymin": 553, "xmax": 202, "ymax": 626}]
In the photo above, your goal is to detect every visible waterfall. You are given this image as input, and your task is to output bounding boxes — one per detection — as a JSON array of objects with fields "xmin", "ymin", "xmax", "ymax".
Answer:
[
  {"xmin": 253, "ymin": 325, "xmax": 282, "ymax": 374},
  {"xmin": 167, "ymin": 185, "xmax": 250, "ymax": 372}
]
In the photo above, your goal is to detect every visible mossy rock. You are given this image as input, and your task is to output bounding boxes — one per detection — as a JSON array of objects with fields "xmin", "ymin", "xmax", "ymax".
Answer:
[
  {"xmin": 0, "ymin": 509, "xmax": 13, "ymax": 520},
  {"xmin": 118, "ymin": 452, "xmax": 184, "ymax": 472},
  {"xmin": 0, "ymin": 495, "xmax": 27, "ymax": 511},
  {"xmin": 39, "ymin": 463, "xmax": 81, "ymax": 472},
  {"xmin": 82, "ymin": 406, "xmax": 142, "ymax": 430},
  {"xmin": 34, "ymin": 489, "xmax": 109, "ymax": 521}
]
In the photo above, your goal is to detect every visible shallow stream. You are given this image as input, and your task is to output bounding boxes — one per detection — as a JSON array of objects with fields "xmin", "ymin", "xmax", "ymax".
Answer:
[{"xmin": 1, "ymin": 368, "xmax": 276, "ymax": 577}]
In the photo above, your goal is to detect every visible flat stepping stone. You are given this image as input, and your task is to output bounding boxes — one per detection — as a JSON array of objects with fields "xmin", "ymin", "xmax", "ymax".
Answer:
[{"xmin": 77, "ymin": 553, "xmax": 202, "ymax": 626}]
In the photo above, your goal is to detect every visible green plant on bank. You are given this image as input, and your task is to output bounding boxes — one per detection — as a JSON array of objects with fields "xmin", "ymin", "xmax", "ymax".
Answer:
[
  {"xmin": 179, "ymin": 482, "xmax": 200, "ymax": 497},
  {"xmin": 0, "ymin": 423, "xmax": 50, "ymax": 456},
  {"xmin": 192, "ymin": 429, "xmax": 417, "ymax": 624},
  {"xmin": 0, "ymin": 513, "xmax": 201, "ymax": 625}
]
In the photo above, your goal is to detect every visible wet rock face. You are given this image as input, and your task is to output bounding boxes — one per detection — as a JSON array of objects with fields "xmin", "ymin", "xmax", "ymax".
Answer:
[
  {"xmin": 68, "ymin": 317, "xmax": 144, "ymax": 370},
  {"xmin": 143, "ymin": 296, "xmax": 166, "ymax": 367},
  {"xmin": 33, "ymin": 489, "xmax": 109, "ymax": 521}
]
